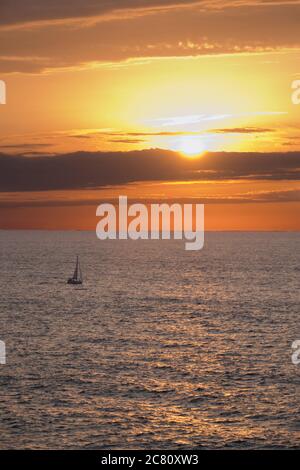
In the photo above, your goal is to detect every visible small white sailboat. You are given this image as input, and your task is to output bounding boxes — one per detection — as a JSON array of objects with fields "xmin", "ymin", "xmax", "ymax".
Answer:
[{"xmin": 68, "ymin": 256, "xmax": 83, "ymax": 285}]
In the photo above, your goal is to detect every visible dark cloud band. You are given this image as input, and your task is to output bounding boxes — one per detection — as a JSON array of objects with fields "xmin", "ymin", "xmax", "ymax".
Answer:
[{"xmin": 0, "ymin": 149, "xmax": 299, "ymax": 192}]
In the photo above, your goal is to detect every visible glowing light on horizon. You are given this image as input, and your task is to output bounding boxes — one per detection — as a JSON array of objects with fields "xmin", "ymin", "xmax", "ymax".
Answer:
[{"xmin": 169, "ymin": 135, "xmax": 206, "ymax": 157}]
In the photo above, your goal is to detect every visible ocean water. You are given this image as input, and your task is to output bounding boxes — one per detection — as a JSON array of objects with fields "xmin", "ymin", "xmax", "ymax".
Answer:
[{"xmin": 0, "ymin": 230, "xmax": 299, "ymax": 449}]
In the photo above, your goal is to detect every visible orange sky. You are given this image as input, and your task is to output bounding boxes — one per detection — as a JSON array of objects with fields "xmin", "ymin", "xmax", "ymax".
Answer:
[{"xmin": 0, "ymin": 0, "xmax": 300, "ymax": 230}]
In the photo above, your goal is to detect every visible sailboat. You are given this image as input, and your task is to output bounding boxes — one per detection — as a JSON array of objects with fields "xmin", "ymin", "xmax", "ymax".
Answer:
[{"xmin": 67, "ymin": 255, "xmax": 83, "ymax": 285}]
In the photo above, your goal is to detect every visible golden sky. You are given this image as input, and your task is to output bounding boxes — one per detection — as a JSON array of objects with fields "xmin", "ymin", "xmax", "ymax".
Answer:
[{"xmin": 0, "ymin": 0, "xmax": 300, "ymax": 229}]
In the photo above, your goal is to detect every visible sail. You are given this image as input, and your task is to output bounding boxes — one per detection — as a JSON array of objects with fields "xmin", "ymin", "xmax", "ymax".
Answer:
[
  {"xmin": 73, "ymin": 256, "xmax": 79, "ymax": 280},
  {"xmin": 68, "ymin": 256, "xmax": 83, "ymax": 284}
]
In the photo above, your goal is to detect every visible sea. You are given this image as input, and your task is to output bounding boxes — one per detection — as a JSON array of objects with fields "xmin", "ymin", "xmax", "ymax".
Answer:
[{"xmin": 0, "ymin": 230, "xmax": 299, "ymax": 449}]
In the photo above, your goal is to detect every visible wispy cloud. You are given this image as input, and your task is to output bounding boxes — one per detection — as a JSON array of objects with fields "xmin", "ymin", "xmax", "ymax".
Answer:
[
  {"xmin": 2, "ymin": 1, "xmax": 300, "ymax": 28},
  {"xmin": 76, "ymin": 126, "xmax": 274, "ymax": 138},
  {"xmin": 1, "ymin": 1, "xmax": 300, "ymax": 73},
  {"xmin": 1, "ymin": 188, "xmax": 300, "ymax": 208},
  {"xmin": 147, "ymin": 111, "xmax": 287, "ymax": 127},
  {"xmin": 0, "ymin": 143, "xmax": 53, "ymax": 150}
]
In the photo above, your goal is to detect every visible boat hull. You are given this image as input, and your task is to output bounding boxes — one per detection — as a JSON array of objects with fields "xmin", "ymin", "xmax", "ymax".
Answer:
[{"xmin": 67, "ymin": 278, "xmax": 83, "ymax": 285}]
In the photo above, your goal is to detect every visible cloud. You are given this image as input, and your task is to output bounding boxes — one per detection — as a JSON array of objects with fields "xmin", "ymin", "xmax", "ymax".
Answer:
[
  {"xmin": 108, "ymin": 138, "xmax": 146, "ymax": 144},
  {"xmin": 210, "ymin": 127, "xmax": 273, "ymax": 134},
  {"xmin": 148, "ymin": 112, "xmax": 286, "ymax": 127},
  {"xmin": 0, "ymin": 143, "xmax": 53, "ymax": 149},
  {"xmin": 0, "ymin": 188, "xmax": 299, "ymax": 208},
  {"xmin": 69, "ymin": 135, "xmax": 93, "ymax": 140},
  {"xmin": 0, "ymin": 1, "xmax": 202, "ymax": 27},
  {"xmin": 103, "ymin": 126, "xmax": 274, "ymax": 137},
  {"xmin": 0, "ymin": 149, "xmax": 299, "ymax": 192},
  {"xmin": 1, "ymin": 1, "xmax": 299, "ymax": 28},
  {"xmin": 1, "ymin": 1, "xmax": 300, "ymax": 73}
]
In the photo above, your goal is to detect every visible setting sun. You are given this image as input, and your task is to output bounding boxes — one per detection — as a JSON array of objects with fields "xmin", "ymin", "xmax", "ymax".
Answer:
[{"xmin": 171, "ymin": 135, "xmax": 206, "ymax": 157}]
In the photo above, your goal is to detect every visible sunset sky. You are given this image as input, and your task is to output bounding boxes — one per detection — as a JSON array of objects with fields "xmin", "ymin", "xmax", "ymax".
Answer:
[{"xmin": 0, "ymin": 0, "xmax": 300, "ymax": 230}]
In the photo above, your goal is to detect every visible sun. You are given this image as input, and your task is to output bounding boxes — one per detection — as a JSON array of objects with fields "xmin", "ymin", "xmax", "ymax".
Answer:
[{"xmin": 170, "ymin": 135, "xmax": 205, "ymax": 157}]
